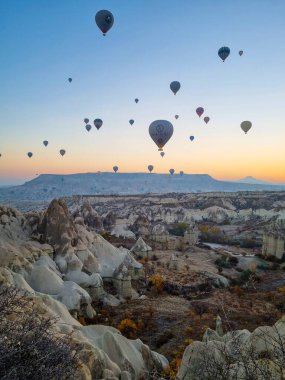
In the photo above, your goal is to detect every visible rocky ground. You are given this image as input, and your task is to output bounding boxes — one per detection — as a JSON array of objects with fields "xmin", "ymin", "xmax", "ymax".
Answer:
[
  {"xmin": 1, "ymin": 193, "xmax": 285, "ymax": 379},
  {"xmin": 88, "ymin": 245, "xmax": 285, "ymax": 372}
]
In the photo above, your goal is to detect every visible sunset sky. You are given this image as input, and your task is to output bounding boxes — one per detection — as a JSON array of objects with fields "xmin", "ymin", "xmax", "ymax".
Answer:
[{"xmin": 1, "ymin": 0, "xmax": 285, "ymax": 185}]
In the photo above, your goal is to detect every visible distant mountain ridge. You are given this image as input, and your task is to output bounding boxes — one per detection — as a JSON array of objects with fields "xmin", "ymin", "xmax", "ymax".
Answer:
[
  {"xmin": 237, "ymin": 176, "xmax": 272, "ymax": 185},
  {"xmin": 0, "ymin": 172, "xmax": 285, "ymax": 210}
]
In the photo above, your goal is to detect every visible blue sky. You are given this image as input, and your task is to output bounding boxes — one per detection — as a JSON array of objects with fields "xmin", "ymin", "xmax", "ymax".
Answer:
[{"xmin": 1, "ymin": 0, "xmax": 285, "ymax": 185}]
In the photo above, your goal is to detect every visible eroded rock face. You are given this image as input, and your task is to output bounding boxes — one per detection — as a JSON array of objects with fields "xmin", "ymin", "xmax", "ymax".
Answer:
[
  {"xmin": 177, "ymin": 316, "xmax": 285, "ymax": 380},
  {"xmin": 73, "ymin": 202, "xmax": 103, "ymax": 232},
  {"xmin": 38, "ymin": 198, "xmax": 78, "ymax": 254},
  {"xmin": 0, "ymin": 267, "xmax": 168, "ymax": 380}
]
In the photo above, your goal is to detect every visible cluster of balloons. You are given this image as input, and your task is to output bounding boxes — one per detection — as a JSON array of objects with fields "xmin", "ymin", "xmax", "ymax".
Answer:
[
  {"xmin": 218, "ymin": 46, "xmax": 244, "ymax": 62},
  {"xmin": 196, "ymin": 107, "xmax": 210, "ymax": 124},
  {"xmin": 26, "ymin": 142, "xmax": 66, "ymax": 159},
  {"xmin": 83, "ymin": 118, "xmax": 103, "ymax": 132}
]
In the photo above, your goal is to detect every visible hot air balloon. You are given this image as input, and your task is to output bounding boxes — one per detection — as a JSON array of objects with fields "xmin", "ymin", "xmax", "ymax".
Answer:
[
  {"xmin": 241, "ymin": 121, "xmax": 252, "ymax": 134},
  {"xmin": 85, "ymin": 124, "xmax": 92, "ymax": 132},
  {"xmin": 180, "ymin": 171, "xmax": 184, "ymax": 175},
  {"xmin": 94, "ymin": 119, "xmax": 103, "ymax": 130},
  {"xmin": 135, "ymin": 98, "xmax": 139, "ymax": 103},
  {"xmin": 59, "ymin": 149, "xmax": 66, "ymax": 156},
  {"xmin": 160, "ymin": 152, "xmax": 165, "ymax": 157},
  {"xmin": 149, "ymin": 120, "xmax": 174, "ymax": 151},
  {"xmin": 170, "ymin": 81, "xmax": 181, "ymax": 95},
  {"xmin": 218, "ymin": 47, "xmax": 230, "ymax": 62},
  {"xmin": 196, "ymin": 107, "xmax": 204, "ymax": 118},
  {"xmin": 68, "ymin": 78, "xmax": 72, "ymax": 83},
  {"xmin": 169, "ymin": 169, "xmax": 175, "ymax": 175},
  {"xmin": 113, "ymin": 165, "xmax": 118, "ymax": 173},
  {"xmin": 129, "ymin": 119, "xmax": 134, "ymax": 126},
  {"xmin": 239, "ymin": 50, "xmax": 244, "ymax": 56},
  {"xmin": 148, "ymin": 165, "xmax": 154, "ymax": 173},
  {"xmin": 175, "ymin": 115, "xmax": 179, "ymax": 120},
  {"xmin": 43, "ymin": 140, "xmax": 48, "ymax": 147},
  {"xmin": 95, "ymin": 10, "xmax": 114, "ymax": 36},
  {"xmin": 84, "ymin": 118, "xmax": 89, "ymax": 124},
  {"xmin": 190, "ymin": 136, "xmax": 194, "ymax": 141},
  {"xmin": 204, "ymin": 117, "xmax": 210, "ymax": 124},
  {"xmin": 27, "ymin": 152, "xmax": 33, "ymax": 158}
]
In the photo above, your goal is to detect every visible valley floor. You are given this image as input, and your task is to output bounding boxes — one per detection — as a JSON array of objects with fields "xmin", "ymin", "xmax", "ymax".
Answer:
[{"xmin": 91, "ymin": 246, "xmax": 285, "ymax": 368}]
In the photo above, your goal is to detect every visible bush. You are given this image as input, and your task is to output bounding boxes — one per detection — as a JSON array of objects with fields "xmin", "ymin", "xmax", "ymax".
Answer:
[
  {"xmin": 239, "ymin": 269, "xmax": 252, "ymax": 284},
  {"xmin": 0, "ymin": 285, "xmax": 80, "ymax": 380},
  {"xmin": 149, "ymin": 275, "xmax": 164, "ymax": 293},
  {"xmin": 169, "ymin": 222, "xmax": 188, "ymax": 237},
  {"xmin": 117, "ymin": 318, "xmax": 137, "ymax": 339},
  {"xmin": 199, "ymin": 224, "xmax": 227, "ymax": 244}
]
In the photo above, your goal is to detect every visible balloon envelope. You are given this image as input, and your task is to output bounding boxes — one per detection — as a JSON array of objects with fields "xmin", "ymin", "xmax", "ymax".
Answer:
[
  {"xmin": 175, "ymin": 115, "xmax": 179, "ymax": 119},
  {"xmin": 85, "ymin": 124, "xmax": 92, "ymax": 132},
  {"xmin": 113, "ymin": 165, "xmax": 118, "ymax": 173},
  {"xmin": 135, "ymin": 98, "xmax": 139, "ymax": 103},
  {"xmin": 68, "ymin": 78, "xmax": 72, "ymax": 83},
  {"xmin": 169, "ymin": 169, "xmax": 175, "ymax": 175},
  {"xmin": 27, "ymin": 152, "xmax": 33, "ymax": 158},
  {"xmin": 94, "ymin": 119, "xmax": 103, "ymax": 130},
  {"xmin": 196, "ymin": 107, "xmax": 204, "ymax": 117},
  {"xmin": 204, "ymin": 117, "xmax": 210, "ymax": 124},
  {"xmin": 84, "ymin": 118, "xmax": 89, "ymax": 124},
  {"xmin": 160, "ymin": 152, "xmax": 165, "ymax": 157},
  {"xmin": 190, "ymin": 136, "xmax": 194, "ymax": 141},
  {"xmin": 239, "ymin": 50, "xmax": 243, "ymax": 56},
  {"xmin": 95, "ymin": 10, "xmax": 114, "ymax": 35},
  {"xmin": 148, "ymin": 165, "xmax": 154, "ymax": 173},
  {"xmin": 218, "ymin": 46, "xmax": 230, "ymax": 62},
  {"xmin": 129, "ymin": 119, "xmax": 134, "ymax": 125},
  {"xmin": 59, "ymin": 149, "xmax": 66, "ymax": 156},
  {"xmin": 43, "ymin": 140, "xmax": 48, "ymax": 147},
  {"xmin": 170, "ymin": 81, "xmax": 181, "ymax": 95},
  {"xmin": 149, "ymin": 120, "xmax": 174, "ymax": 151},
  {"xmin": 241, "ymin": 121, "xmax": 252, "ymax": 134}
]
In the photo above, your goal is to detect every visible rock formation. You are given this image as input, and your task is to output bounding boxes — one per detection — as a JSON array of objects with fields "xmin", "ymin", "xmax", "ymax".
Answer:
[
  {"xmin": 262, "ymin": 219, "xmax": 285, "ymax": 261},
  {"xmin": 0, "ymin": 201, "xmax": 167, "ymax": 379},
  {"xmin": 131, "ymin": 237, "xmax": 152, "ymax": 258},
  {"xmin": 177, "ymin": 315, "xmax": 285, "ymax": 379}
]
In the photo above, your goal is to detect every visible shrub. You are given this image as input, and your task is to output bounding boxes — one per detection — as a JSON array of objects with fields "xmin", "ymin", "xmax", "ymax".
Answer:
[
  {"xmin": 149, "ymin": 275, "xmax": 164, "ymax": 293},
  {"xmin": 0, "ymin": 285, "xmax": 80, "ymax": 380},
  {"xmin": 117, "ymin": 318, "xmax": 137, "ymax": 339}
]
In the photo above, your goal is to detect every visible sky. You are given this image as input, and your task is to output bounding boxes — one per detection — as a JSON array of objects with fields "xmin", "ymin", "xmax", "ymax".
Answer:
[{"xmin": 0, "ymin": 0, "xmax": 285, "ymax": 185}]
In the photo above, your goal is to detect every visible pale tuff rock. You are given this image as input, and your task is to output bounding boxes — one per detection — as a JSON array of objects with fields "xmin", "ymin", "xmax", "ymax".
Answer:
[
  {"xmin": 262, "ymin": 219, "xmax": 285, "ymax": 261},
  {"xmin": 131, "ymin": 236, "xmax": 152, "ymax": 258},
  {"xmin": 168, "ymin": 254, "xmax": 180, "ymax": 271},
  {"xmin": 73, "ymin": 202, "xmax": 103, "ymax": 231},
  {"xmin": 1, "ymin": 266, "xmax": 168, "ymax": 380},
  {"xmin": 177, "ymin": 316, "xmax": 285, "ymax": 380},
  {"xmin": 111, "ymin": 224, "xmax": 136, "ymax": 239},
  {"xmin": 0, "ymin": 199, "xmax": 142, "ymax": 314},
  {"xmin": 113, "ymin": 264, "xmax": 138, "ymax": 299},
  {"xmin": 200, "ymin": 270, "xmax": 230, "ymax": 288}
]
